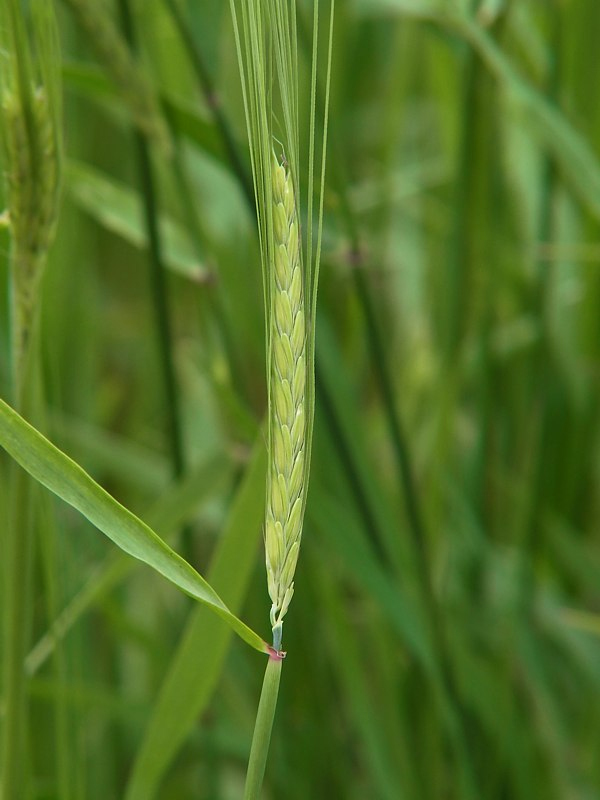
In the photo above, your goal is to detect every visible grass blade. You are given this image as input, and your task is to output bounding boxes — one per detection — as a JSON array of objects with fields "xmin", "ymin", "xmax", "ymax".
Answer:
[
  {"xmin": 0, "ymin": 396, "xmax": 268, "ymax": 654},
  {"xmin": 66, "ymin": 160, "xmax": 208, "ymax": 282}
]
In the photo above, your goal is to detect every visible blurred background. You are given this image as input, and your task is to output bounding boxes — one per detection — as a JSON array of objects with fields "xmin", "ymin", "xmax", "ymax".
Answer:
[{"xmin": 2, "ymin": 0, "xmax": 600, "ymax": 797}]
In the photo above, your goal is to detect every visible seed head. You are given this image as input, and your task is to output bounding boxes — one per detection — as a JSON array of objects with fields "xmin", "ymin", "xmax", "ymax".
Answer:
[{"xmin": 266, "ymin": 151, "xmax": 306, "ymax": 632}]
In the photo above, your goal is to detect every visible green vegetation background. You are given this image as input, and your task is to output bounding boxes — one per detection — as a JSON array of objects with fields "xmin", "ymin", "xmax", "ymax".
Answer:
[{"xmin": 2, "ymin": 0, "xmax": 600, "ymax": 797}]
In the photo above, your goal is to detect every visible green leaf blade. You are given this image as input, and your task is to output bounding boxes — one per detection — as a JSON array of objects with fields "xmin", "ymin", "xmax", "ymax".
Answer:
[
  {"xmin": 0, "ymin": 397, "xmax": 268, "ymax": 655},
  {"xmin": 66, "ymin": 160, "xmax": 208, "ymax": 283}
]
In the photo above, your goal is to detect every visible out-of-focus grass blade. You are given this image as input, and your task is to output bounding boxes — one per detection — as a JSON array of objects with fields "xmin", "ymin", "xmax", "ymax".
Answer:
[
  {"xmin": 547, "ymin": 518, "xmax": 600, "ymax": 595},
  {"xmin": 0, "ymin": 397, "xmax": 268, "ymax": 654},
  {"xmin": 310, "ymin": 551, "xmax": 405, "ymax": 800},
  {"xmin": 65, "ymin": 160, "xmax": 208, "ymax": 282},
  {"xmin": 316, "ymin": 316, "xmax": 408, "ymax": 572},
  {"xmin": 448, "ymin": 622, "xmax": 531, "ymax": 796},
  {"xmin": 476, "ymin": 0, "xmax": 505, "ymax": 26},
  {"xmin": 125, "ymin": 435, "xmax": 267, "ymax": 800},
  {"xmin": 516, "ymin": 625, "xmax": 573, "ymax": 794},
  {"xmin": 455, "ymin": 16, "xmax": 600, "ymax": 220},
  {"xmin": 29, "ymin": 677, "xmax": 146, "ymax": 725},
  {"xmin": 353, "ymin": 0, "xmax": 441, "ymax": 17},
  {"xmin": 560, "ymin": 608, "xmax": 600, "ymax": 639},
  {"xmin": 309, "ymin": 485, "xmax": 432, "ymax": 672},
  {"xmin": 358, "ymin": 3, "xmax": 600, "ymax": 219}
]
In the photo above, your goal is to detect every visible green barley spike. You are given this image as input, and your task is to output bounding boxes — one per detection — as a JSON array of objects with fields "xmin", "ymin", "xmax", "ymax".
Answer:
[
  {"xmin": 266, "ymin": 151, "xmax": 306, "ymax": 644},
  {"xmin": 230, "ymin": 0, "xmax": 333, "ymax": 657}
]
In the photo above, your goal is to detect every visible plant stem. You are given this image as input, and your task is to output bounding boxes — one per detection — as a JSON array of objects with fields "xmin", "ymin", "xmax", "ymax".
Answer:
[
  {"xmin": 134, "ymin": 133, "xmax": 186, "ymax": 482},
  {"xmin": 1, "ymin": 298, "xmax": 40, "ymax": 798},
  {"xmin": 520, "ymin": 1, "xmax": 562, "ymax": 611},
  {"xmin": 117, "ymin": 0, "xmax": 189, "ymax": 553},
  {"xmin": 2, "ymin": 459, "xmax": 34, "ymax": 798},
  {"xmin": 314, "ymin": 358, "xmax": 388, "ymax": 564},
  {"xmin": 243, "ymin": 655, "xmax": 283, "ymax": 800},
  {"xmin": 162, "ymin": 102, "xmax": 247, "ymax": 406}
]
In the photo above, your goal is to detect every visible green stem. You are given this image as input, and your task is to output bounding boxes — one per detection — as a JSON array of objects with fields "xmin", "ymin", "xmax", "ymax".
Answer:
[
  {"xmin": 2, "ymin": 458, "xmax": 34, "ymax": 799},
  {"xmin": 134, "ymin": 133, "xmax": 186, "ymax": 481},
  {"xmin": 519, "ymin": 0, "xmax": 562, "ymax": 611},
  {"xmin": 243, "ymin": 656, "xmax": 283, "ymax": 800},
  {"xmin": 315, "ymin": 358, "xmax": 388, "ymax": 564},
  {"xmin": 162, "ymin": 102, "xmax": 247, "ymax": 405},
  {"xmin": 1, "ymin": 282, "xmax": 40, "ymax": 798},
  {"xmin": 117, "ymin": 0, "xmax": 189, "ymax": 552}
]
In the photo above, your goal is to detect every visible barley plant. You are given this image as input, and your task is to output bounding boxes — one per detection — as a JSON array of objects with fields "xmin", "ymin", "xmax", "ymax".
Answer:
[
  {"xmin": 229, "ymin": 0, "xmax": 333, "ymax": 791},
  {"xmin": 230, "ymin": 0, "xmax": 333, "ymax": 651},
  {"xmin": 265, "ymin": 152, "xmax": 306, "ymax": 642},
  {"xmin": 3, "ymin": 1, "xmax": 600, "ymax": 798}
]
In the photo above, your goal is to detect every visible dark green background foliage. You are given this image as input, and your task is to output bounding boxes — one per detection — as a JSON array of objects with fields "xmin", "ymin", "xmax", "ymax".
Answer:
[{"xmin": 2, "ymin": 0, "xmax": 600, "ymax": 797}]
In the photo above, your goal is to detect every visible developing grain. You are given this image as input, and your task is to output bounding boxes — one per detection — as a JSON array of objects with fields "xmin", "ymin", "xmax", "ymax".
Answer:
[{"xmin": 265, "ymin": 153, "xmax": 306, "ymax": 642}]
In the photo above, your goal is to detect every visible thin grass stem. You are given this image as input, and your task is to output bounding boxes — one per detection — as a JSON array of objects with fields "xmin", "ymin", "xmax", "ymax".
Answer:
[
  {"xmin": 117, "ymin": 0, "xmax": 189, "ymax": 554},
  {"xmin": 243, "ymin": 655, "xmax": 283, "ymax": 800},
  {"xmin": 2, "ymin": 451, "xmax": 35, "ymax": 798}
]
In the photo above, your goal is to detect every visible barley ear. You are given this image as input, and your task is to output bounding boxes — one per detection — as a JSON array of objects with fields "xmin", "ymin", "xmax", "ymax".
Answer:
[
  {"xmin": 230, "ymin": 0, "xmax": 334, "ymax": 654},
  {"xmin": 266, "ymin": 152, "xmax": 306, "ymax": 642}
]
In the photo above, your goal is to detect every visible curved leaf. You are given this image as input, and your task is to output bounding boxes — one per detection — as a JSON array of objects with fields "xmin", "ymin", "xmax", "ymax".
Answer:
[{"xmin": 0, "ymin": 397, "xmax": 269, "ymax": 655}]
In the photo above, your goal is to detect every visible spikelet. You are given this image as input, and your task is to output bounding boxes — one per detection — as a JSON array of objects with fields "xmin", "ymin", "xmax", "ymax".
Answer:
[{"xmin": 265, "ymin": 153, "xmax": 306, "ymax": 641}]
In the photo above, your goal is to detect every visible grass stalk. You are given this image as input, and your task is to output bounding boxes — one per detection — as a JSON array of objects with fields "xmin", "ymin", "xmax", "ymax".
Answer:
[
  {"xmin": 314, "ymin": 358, "xmax": 388, "ymax": 563},
  {"xmin": 160, "ymin": 104, "xmax": 251, "ymax": 416},
  {"xmin": 134, "ymin": 136, "xmax": 186, "ymax": 479},
  {"xmin": 116, "ymin": 0, "xmax": 190, "ymax": 554},
  {"xmin": 243, "ymin": 655, "xmax": 283, "ymax": 800},
  {"xmin": 519, "ymin": 1, "xmax": 563, "ymax": 611},
  {"xmin": 2, "ymin": 447, "xmax": 35, "ymax": 797}
]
